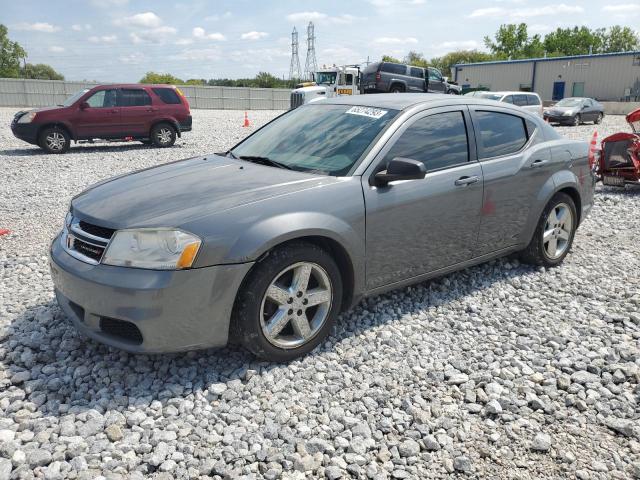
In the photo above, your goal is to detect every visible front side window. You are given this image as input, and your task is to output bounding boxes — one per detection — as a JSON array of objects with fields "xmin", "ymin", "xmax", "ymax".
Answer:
[
  {"xmin": 119, "ymin": 89, "xmax": 152, "ymax": 107},
  {"xmin": 230, "ymin": 104, "xmax": 399, "ymax": 176},
  {"xmin": 428, "ymin": 68, "xmax": 443, "ymax": 81},
  {"xmin": 502, "ymin": 95, "xmax": 514, "ymax": 104},
  {"xmin": 476, "ymin": 111, "xmax": 528, "ymax": 159},
  {"xmin": 86, "ymin": 89, "xmax": 118, "ymax": 108},
  {"xmin": 382, "ymin": 111, "xmax": 469, "ymax": 172}
]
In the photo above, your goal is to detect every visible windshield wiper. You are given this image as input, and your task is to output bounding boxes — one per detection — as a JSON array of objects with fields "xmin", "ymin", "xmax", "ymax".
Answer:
[
  {"xmin": 224, "ymin": 150, "xmax": 238, "ymax": 159},
  {"xmin": 238, "ymin": 155, "xmax": 292, "ymax": 170}
]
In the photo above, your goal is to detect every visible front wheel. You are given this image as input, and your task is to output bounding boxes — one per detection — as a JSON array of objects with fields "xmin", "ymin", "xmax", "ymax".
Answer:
[
  {"xmin": 595, "ymin": 113, "xmax": 603, "ymax": 124},
  {"xmin": 232, "ymin": 242, "xmax": 343, "ymax": 362},
  {"xmin": 572, "ymin": 114, "xmax": 581, "ymax": 127},
  {"xmin": 39, "ymin": 126, "xmax": 70, "ymax": 154},
  {"xmin": 150, "ymin": 123, "xmax": 176, "ymax": 148},
  {"xmin": 520, "ymin": 192, "xmax": 577, "ymax": 267}
]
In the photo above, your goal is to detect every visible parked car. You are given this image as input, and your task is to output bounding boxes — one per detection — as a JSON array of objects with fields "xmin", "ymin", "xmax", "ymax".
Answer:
[
  {"xmin": 597, "ymin": 107, "xmax": 640, "ymax": 187},
  {"xmin": 11, "ymin": 84, "xmax": 192, "ymax": 153},
  {"xmin": 361, "ymin": 61, "xmax": 459, "ymax": 94},
  {"xmin": 465, "ymin": 91, "xmax": 543, "ymax": 117},
  {"xmin": 50, "ymin": 94, "xmax": 595, "ymax": 361},
  {"xmin": 543, "ymin": 97, "xmax": 604, "ymax": 126}
]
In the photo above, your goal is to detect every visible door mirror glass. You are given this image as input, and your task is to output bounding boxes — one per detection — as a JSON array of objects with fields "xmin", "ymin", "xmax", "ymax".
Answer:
[{"xmin": 374, "ymin": 157, "xmax": 426, "ymax": 186}]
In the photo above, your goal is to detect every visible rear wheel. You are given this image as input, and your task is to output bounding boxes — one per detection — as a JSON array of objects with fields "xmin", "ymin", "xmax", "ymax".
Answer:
[
  {"xmin": 150, "ymin": 123, "xmax": 176, "ymax": 147},
  {"xmin": 595, "ymin": 113, "xmax": 603, "ymax": 124},
  {"xmin": 39, "ymin": 126, "xmax": 70, "ymax": 154},
  {"xmin": 521, "ymin": 192, "xmax": 577, "ymax": 267},
  {"xmin": 232, "ymin": 242, "xmax": 342, "ymax": 362},
  {"xmin": 389, "ymin": 84, "xmax": 405, "ymax": 93}
]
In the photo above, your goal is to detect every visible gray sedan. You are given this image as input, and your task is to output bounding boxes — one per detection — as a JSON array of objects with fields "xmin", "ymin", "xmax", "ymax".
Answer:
[
  {"xmin": 50, "ymin": 94, "xmax": 596, "ymax": 361},
  {"xmin": 543, "ymin": 97, "xmax": 605, "ymax": 126}
]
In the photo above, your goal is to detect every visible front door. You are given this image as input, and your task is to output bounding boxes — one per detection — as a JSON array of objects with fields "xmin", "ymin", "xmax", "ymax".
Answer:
[
  {"xmin": 362, "ymin": 107, "xmax": 483, "ymax": 290},
  {"xmin": 427, "ymin": 68, "xmax": 446, "ymax": 93},
  {"xmin": 73, "ymin": 88, "xmax": 121, "ymax": 138},
  {"xmin": 552, "ymin": 81, "xmax": 565, "ymax": 101},
  {"xmin": 118, "ymin": 88, "xmax": 156, "ymax": 136},
  {"xmin": 469, "ymin": 107, "xmax": 556, "ymax": 255}
]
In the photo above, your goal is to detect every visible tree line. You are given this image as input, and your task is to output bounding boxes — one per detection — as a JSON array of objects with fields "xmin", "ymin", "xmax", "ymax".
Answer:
[
  {"xmin": 139, "ymin": 71, "xmax": 298, "ymax": 89},
  {"xmin": 385, "ymin": 24, "xmax": 640, "ymax": 78},
  {"xmin": 0, "ymin": 25, "xmax": 65, "ymax": 80}
]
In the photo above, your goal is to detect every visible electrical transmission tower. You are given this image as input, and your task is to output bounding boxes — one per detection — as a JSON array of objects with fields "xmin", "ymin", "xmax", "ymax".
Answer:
[
  {"xmin": 289, "ymin": 27, "xmax": 301, "ymax": 80},
  {"xmin": 303, "ymin": 22, "xmax": 317, "ymax": 80}
]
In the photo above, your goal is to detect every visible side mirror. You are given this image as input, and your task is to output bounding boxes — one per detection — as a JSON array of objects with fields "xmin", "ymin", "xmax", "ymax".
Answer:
[
  {"xmin": 374, "ymin": 157, "xmax": 426, "ymax": 186},
  {"xmin": 79, "ymin": 101, "xmax": 89, "ymax": 110}
]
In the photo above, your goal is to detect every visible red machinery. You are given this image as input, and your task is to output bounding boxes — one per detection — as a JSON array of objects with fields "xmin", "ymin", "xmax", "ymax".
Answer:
[{"xmin": 598, "ymin": 107, "xmax": 640, "ymax": 187}]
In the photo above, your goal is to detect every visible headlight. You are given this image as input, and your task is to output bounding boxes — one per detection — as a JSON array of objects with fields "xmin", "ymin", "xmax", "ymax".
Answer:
[
  {"xmin": 17, "ymin": 111, "xmax": 37, "ymax": 123},
  {"xmin": 562, "ymin": 111, "xmax": 575, "ymax": 116},
  {"xmin": 102, "ymin": 229, "xmax": 201, "ymax": 270}
]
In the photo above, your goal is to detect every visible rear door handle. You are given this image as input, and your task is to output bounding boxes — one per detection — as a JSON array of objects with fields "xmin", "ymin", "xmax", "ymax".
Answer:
[
  {"xmin": 454, "ymin": 175, "xmax": 479, "ymax": 186},
  {"xmin": 530, "ymin": 159, "xmax": 548, "ymax": 168}
]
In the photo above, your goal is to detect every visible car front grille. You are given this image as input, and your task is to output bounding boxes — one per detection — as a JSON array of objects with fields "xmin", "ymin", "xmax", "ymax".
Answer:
[
  {"xmin": 290, "ymin": 92, "xmax": 304, "ymax": 110},
  {"xmin": 62, "ymin": 217, "xmax": 113, "ymax": 265},
  {"xmin": 99, "ymin": 317, "xmax": 143, "ymax": 345}
]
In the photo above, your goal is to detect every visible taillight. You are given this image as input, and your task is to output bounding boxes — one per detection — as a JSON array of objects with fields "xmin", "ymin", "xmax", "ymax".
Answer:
[{"xmin": 375, "ymin": 72, "xmax": 381, "ymax": 81}]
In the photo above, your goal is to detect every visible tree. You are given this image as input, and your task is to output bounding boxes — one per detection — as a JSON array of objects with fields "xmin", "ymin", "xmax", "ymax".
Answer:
[
  {"xmin": 598, "ymin": 26, "xmax": 640, "ymax": 53},
  {"xmin": 0, "ymin": 24, "xmax": 27, "ymax": 78},
  {"xmin": 185, "ymin": 78, "xmax": 206, "ymax": 85},
  {"xmin": 381, "ymin": 54, "xmax": 401, "ymax": 63},
  {"xmin": 484, "ymin": 23, "xmax": 544, "ymax": 59},
  {"xmin": 430, "ymin": 50, "xmax": 495, "ymax": 77},
  {"xmin": 139, "ymin": 71, "xmax": 184, "ymax": 84},
  {"xmin": 404, "ymin": 51, "xmax": 429, "ymax": 68},
  {"xmin": 22, "ymin": 63, "xmax": 64, "ymax": 80},
  {"xmin": 544, "ymin": 27, "xmax": 602, "ymax": 56},
  {"xmin": 253, "ymin": 72, "xmax": 280, "ymax": 88}
]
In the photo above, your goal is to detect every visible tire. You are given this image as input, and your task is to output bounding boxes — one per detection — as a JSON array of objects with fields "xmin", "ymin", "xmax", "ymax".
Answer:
[
  {"xmin": 39, "ymin": 126, "xmax": 70, "ymax": 154},
  {"xmin": 389, "ymin": 85, "xmax": 405, "ymax": 94},
  {"xmin": 447, "ymin": 89, "xmax": 458, "ymax": 95},
  {"xmin": 595, "ymin": 113, "xmax": 603, "ymax": 125},
  {"xmin": 232, "ymin": 241, "xmax": 343, "ymax": 362},
  {"xmin": 520, "ymin": 192, "xmax": 577, "ymax": 268},
  {"xmin": 572, "ymin": 114, "xmax": 581, "ymax": 127},
  {"xmin": 150, "ymin": 123, "xmax": 176, "ymax": 148}
]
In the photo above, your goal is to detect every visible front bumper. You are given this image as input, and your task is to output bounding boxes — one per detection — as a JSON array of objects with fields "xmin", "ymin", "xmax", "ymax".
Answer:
[
  {"xmin": 11, "ymin": 122, "xmax": 39, "ymax": 144},
  {"xmin": 49, "ymin": 233, "xmax": 253, "ymax": 353},
  {"xmin": 543, "ymin": 114, "xmax": 575, "ymax": 124},
  {"xmin": 179, "ymin": 115, "xmax": 192, "ymax": 132}
]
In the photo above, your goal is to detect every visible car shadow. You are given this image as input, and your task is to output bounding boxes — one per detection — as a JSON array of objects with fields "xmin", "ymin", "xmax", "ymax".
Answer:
[
  {"xmin": 0, "ymin": 143, "xmax": 185, "ymax": 157},
  {"xmin": 3, "ymin": 255, "xmax": 535, "ymax": 419}
]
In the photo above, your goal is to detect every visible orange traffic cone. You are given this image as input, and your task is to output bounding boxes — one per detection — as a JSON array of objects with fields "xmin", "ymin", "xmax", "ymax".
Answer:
[
  {"xmin": 0, "ymin": 229, "xmax": 10, "ymax": 236},
  {"xmin": 243, "ymin": 112, "xmax": 250, "ymax": 127},
  {"xmin": 588, "ymin": 130, "xmax": 599, "ymax": 170}
]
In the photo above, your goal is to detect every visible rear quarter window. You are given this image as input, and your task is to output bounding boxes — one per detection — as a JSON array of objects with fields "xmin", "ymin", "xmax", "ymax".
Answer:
[
  {"xmin": 475, "ymin": 111, "xmax": 529, "ymax": 158},
  {"xmin": 526, "ymin": 94, "xmax": 541, "ymax": 106},
  {"xmin": 152, "ymin": 88, "xmax": 182, "ymax": 104},
  {"xmin": 381, "ymin": 63, "xmax": 407, "ymax": 75}
]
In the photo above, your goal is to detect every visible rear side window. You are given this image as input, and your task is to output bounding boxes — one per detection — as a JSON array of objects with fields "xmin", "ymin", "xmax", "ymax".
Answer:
[
  {"xmin": 513, "ymin": 94, "xmax": 529, "ymax": 107},
  {"xmin": 502, "ymin": 95, "xmax": 514, "ymax": 104},
  {"xmin": 476, "ymin": 111, "xmax": 528, "ymax": 158},
  {"xmin": 526, "ymin": 94, "xmax": 541, "ymax": 106},
  {"xmin": 152, "ymin": 87, "xmax": 182, "ymax": 104},
  {"xmin": 381, "ymin": 63, "xmax": 407, "ymax": 75},
  {"xmin": 409, "ymin": 67, "xmax": 424, "ymax": 79},
  {"xmin": 383, "ymin": 111, "xmax": 469, "ymax": 171},
  {"xmin": 119, "ymin": 89, "xmax": 152, "ymax": 107}
]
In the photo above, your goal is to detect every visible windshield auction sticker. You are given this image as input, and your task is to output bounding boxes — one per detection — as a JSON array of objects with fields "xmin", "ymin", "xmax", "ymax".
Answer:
[{"xmin": 346, "ymin": 106, "xmax": 388, "ymax": 119}]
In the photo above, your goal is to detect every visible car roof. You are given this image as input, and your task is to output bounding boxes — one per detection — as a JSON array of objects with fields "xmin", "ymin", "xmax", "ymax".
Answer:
[
  {"xmin": 89, "ymin": 84, "xmax": 177, "ymax": 89},
  {"xmin": 321, "ymin": 93, "xmax": 535, "ymax": 113},
  {"xmin": 491, "ymin": 91, "xmax": 540, "ymax": 96}
]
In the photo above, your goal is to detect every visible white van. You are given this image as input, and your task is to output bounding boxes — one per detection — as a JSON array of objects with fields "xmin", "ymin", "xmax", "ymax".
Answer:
[{"xmin": 465, "ymin": 91, "xmax": 543, "ymax": 117}]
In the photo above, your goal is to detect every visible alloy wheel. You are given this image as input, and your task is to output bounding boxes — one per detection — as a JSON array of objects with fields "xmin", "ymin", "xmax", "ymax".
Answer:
[
  {"xmin": 46, "ymin": 132, "xmax": 66, "ymax": 151},
  {"xmin": 157, "ymin": 128, "xmax": 173, "ymax": 145},
  {"xmin": 260, "ymin": 261, "xmax": 332, "ymax": 349},
  {"xmin": 543, "ymin": 202, "xmax": 573, "ymax": 259}
]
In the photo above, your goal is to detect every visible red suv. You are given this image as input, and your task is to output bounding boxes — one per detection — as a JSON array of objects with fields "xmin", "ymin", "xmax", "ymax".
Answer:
[{"xmin": 11, "ymin": 84, "xmax": 192, "ymax": 154}]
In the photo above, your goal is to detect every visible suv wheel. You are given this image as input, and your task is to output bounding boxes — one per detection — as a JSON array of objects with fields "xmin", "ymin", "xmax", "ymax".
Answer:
[
  {"xmin": 39, "ymin": 126, "xmax": 70, "ymax": 154},
  {"xmin": 232, "ymin": 241, "xmax": 342, "ymax": 362},
  {"xmin": 521, "ymin": 192, "xmax": 577, "ymax": 267},
  {"xmin": 389, "ymin": 85, "xmax": 405, "ymax": 93},
  {"xmin": 151, "ymin": 123, "xmax": 176, "ymax": 147}
]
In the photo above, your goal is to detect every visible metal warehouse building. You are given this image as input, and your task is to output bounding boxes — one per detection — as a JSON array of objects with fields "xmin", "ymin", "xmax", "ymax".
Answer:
[{"xmin": 453, "ymin": 51, "xmax": 640, "ymax": 102}]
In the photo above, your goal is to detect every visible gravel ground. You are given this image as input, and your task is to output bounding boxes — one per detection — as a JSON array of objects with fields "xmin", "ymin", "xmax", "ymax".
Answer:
[{"xmin": 0, "ymin": 109, "xmax": 639, "ymax": 480}]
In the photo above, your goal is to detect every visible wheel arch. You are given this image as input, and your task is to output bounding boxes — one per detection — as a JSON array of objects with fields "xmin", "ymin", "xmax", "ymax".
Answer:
[
  {"xmin": 150, "ymin": 118, "xmax": 181, "ymax": 138},
  {"xmin": 389, "ymin": 81, "xmax": 406, "ymax": 92},
  {"xmin": 37, "ymin": 122, "xmax": 75, "ymax": 141}
]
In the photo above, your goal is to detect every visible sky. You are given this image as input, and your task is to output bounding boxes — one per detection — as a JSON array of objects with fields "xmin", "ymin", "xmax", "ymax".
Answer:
[{"xmin": 4, "ymin": 0, "xmax": 640, "ymax": 82}]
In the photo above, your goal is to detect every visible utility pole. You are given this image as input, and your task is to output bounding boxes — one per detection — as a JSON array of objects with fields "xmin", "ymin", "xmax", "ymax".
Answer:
[
  {"xmin": 303, "ymin": 22, "xmax": 317, "ymax": 81},
  {"xmin": 289, "ymin": 27, "xmax": 301, "ymax": 80}
]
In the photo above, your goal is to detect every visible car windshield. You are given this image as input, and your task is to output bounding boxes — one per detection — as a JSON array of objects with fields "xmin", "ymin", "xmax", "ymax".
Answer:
[
  {"xmin": 476, "ymin": 93, "xmax": 503, "ymax": 101},
  {"xmin": 230, "ymin": 104, "xmax": 399, "ymax": 176},
  {"xmin": 62, "ymin": 89, "xmax": 90, "ymax": 107},
  {"xmin": 556, "ymin": 98, "xmax": 582, "ymax": 107},
  {"xmin": 315, "ymin": 72, "xmax": 337, "ymax": 85}
]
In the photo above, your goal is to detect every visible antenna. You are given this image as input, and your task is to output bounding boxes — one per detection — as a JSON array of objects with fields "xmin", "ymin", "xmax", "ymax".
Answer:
[
  {"xmin": 289, "ymin": 27, "xmax": 301, "ymax": 80},
  {"xmin": 303, "ymin": 22, "xmax": 318, "ymax": 81}
]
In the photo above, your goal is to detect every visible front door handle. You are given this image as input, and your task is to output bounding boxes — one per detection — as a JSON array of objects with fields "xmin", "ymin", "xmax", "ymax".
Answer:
[
  {"xmin": 454, "ymin": 175, "xmax": 479, "ymax": 186},
  {"xmin": 530, "ymin": 159, "xmax": 548, "ymax": 168}
]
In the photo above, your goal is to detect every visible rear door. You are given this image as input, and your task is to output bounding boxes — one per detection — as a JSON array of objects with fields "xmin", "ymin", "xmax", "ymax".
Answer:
[
  {"xmin": 362, "ymin": 107, "xmax": 483, "ymax": 289},
  {"xmin": 469, "ymin": 107, "xmax": 556, "ymax": 255},
  {"xmin": 427, "ymin": 68, "xmax": 446, "ymax": 93},
  {"xmin": 118, "ymin": 88, "xmax": 155, "ymax": 136},
  {"xmin": 73, "ymin": 88, "xmax": 121, "ymax": 138},
  {"xmin": 408, "ymin": 67, "xmax": 426, "ymax": 92}
]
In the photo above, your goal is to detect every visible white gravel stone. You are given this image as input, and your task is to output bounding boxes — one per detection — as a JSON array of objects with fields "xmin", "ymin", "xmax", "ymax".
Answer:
[{"xmin": 0, "ymin": 110, "xmax": 638, "ymax": 478}]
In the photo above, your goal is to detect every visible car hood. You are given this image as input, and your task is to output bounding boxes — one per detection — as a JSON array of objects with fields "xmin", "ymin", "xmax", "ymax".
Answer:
[
  {"xmin": 71, "ymin": 155, "xmax": 340, "ymax": 229},
  {"xmin": 547, "ymin": 106, "xmax": 577, "ymax": 114},
  {"xmin": 14, "ymin": 105, "xmax": 66, "ymax": 119}
]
